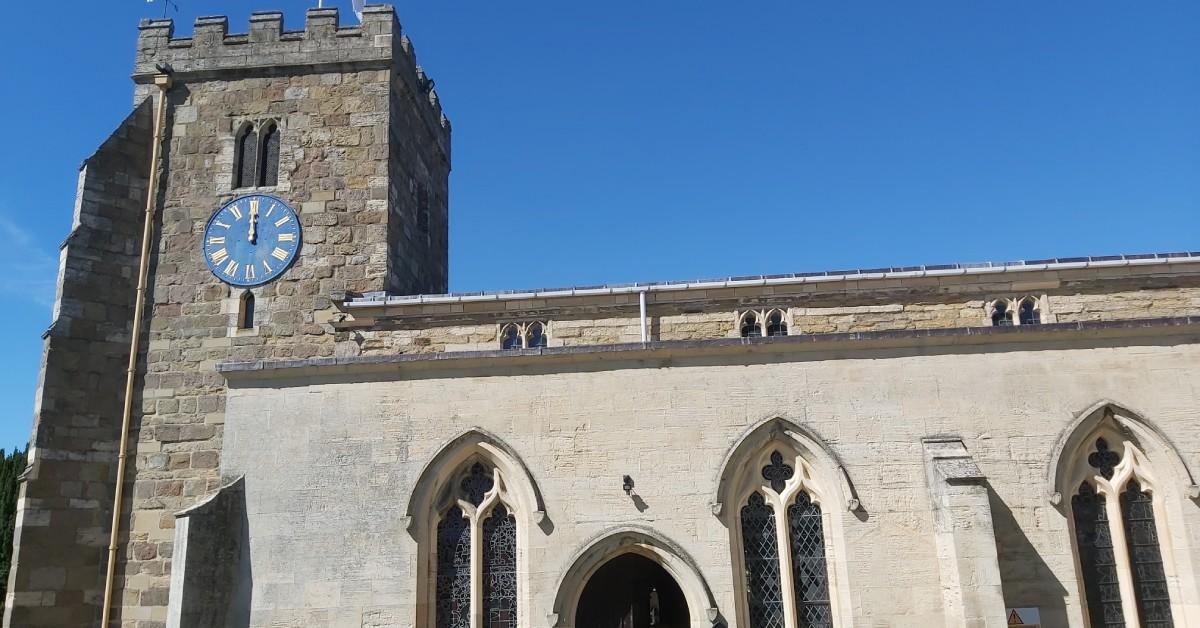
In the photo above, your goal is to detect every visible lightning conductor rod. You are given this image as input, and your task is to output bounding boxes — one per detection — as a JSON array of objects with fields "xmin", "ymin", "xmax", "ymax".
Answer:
[{"xmin": 101, "ymin": 66, "xmax": 173, "ymax": 628}]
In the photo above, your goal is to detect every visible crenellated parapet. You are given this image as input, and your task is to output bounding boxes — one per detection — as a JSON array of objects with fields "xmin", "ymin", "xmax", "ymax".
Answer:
[{"xmin": 134, "ymin": 5, "xmax": 449, "ymax": 138}]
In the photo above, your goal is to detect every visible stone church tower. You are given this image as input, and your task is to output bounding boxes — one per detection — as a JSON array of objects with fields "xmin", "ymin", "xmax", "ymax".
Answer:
[{"xmin": 5, "ymin": 7, "xmax": 449, "ymax": 626}]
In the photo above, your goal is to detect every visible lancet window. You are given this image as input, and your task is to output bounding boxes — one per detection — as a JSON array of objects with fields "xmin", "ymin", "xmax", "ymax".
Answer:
[
  {"xmin": 1071, "ymin": 436, "xmax": 1175, "ymax": 628},
  {"xmin": 738, "ymin": 450, "xmax": 834, "ymax": 628},
  {"xmin": 434, "ymin": 462, "xmax": 519, "ymax": 628},
  {"xmin": 233, "ymin": 120, "xmax": 281, "ymax": 189}
]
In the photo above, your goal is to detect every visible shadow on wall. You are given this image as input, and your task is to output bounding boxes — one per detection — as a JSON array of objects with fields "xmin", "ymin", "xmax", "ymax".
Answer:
[
  {"xmin": 989, "ymin": 486, "xmax": 1070, "ymax": 627},
  {"xmin": 173, "ymin": 475, "xmax": 252, "ymax": 627}
]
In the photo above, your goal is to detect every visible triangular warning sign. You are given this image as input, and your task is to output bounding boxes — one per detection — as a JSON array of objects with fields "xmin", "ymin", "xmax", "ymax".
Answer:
[{"xmin": 1008, "ymin": 609, "xmax": 1023, "ymax": 625}]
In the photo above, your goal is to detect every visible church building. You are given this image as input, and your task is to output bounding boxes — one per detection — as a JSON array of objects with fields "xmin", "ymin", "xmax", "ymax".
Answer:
[{"xmin": 5, "ymin": 6, "xmax": 1200, "ymax": 628}]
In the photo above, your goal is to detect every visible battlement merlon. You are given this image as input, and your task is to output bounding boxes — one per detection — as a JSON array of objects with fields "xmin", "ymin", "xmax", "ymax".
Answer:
[{"xmin": 133, "ymin": 5, "xmax": 451, "ymax": 144}]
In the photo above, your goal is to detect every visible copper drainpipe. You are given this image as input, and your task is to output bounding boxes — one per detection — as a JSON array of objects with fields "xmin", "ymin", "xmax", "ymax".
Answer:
[{"xmin": 101, "ymin": 69, "xmax": 172, "ymax": 627}]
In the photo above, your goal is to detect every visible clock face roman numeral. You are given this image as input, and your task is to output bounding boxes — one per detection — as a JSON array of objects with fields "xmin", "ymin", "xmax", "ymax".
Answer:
[{"xmin": 204, "ymin": 196, "xmax": 301, "ymax": 286}]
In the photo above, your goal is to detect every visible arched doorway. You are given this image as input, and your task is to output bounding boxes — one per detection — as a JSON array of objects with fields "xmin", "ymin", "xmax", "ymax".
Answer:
[{"xmin": 576, "ymin": 553, "xmax": 689, "ymax": 628}]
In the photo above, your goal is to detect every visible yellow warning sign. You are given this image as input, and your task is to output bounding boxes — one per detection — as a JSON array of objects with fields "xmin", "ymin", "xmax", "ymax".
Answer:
[{"xmin": 1006, "ymin": 607, "xmax": 1041, "ymax": 627}]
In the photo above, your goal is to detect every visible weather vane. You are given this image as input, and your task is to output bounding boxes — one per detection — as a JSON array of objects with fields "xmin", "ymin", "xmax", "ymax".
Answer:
[{"xmin": 146, "ymin": 0, "xmax": 179, "ymax": 19}]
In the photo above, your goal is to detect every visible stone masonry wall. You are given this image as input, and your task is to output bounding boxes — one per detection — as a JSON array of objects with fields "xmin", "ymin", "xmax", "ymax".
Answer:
[
  {"xmin": 218, "ymin": 338, "xmax": 1200, "ymax": 627},
  {"xmin": 99, "ymin": 8, "xmax": 451, "ymax": 626},
  {"xmin": 6, "ymin": 101, "xmax": 152, "ymax": 627}
]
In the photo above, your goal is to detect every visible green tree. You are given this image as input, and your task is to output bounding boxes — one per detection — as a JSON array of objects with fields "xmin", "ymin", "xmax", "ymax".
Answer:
[{"xmin": 0, "ymin": 445, "xmax": 28, "ymax": 609}]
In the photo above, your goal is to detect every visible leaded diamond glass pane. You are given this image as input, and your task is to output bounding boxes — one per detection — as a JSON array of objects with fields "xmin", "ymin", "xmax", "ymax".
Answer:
[
  {"xmin": 462, "ymin": 463, "xmax": 494, "ymax": 506},
  {"xmin": 741, "ymin": 492, "xmax": 784, "ymax": 628},
  {"xmin": 1073, "ymin": 482, "xmax": 1125, "ymax": 628},
  {"xmin": 483, "ymin": 505, "xmax": 518, "ymax": 628},
  {"xmin": 436, "ymin": 507, "xmax": 471, "ymax": 628},
  {"xmin": 787, "ymin": 492, "xmax": 832, "ymax": 628},
  {"xmin": 1120, "ymin": 481, "xmax": 1175, "ymax": 628}
]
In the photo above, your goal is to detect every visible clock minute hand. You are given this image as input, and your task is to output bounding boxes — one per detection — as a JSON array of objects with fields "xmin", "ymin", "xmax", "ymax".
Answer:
[{"xmin": 249, "ymin": 205, "xmax": 259, "ymax": 244}]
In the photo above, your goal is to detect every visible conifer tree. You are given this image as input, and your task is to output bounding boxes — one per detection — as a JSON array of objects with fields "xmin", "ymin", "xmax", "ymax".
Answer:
[{"xmin": 0, "ymin": 445, "xmax": 28, "ymax": 610}]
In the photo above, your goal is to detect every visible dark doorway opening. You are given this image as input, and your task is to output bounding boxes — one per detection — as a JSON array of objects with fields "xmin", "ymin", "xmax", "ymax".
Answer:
[{"xmin": 576, "ymin": 553, "xmax": 689, "ymax": 628}]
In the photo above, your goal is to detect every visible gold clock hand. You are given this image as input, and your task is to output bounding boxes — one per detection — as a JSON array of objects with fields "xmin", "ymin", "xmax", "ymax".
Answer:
[{"xmin": 249, "ymin": 205, "xmax": 259, "ymax": 244}]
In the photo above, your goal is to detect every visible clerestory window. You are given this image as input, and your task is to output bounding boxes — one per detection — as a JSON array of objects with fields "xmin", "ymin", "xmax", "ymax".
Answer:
[{"xmin": 498, "ymin": 322, "xmax": 550, "ymax": 350}]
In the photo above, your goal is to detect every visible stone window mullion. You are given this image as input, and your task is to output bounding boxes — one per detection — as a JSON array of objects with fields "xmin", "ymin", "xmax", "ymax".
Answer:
[
  {"xmin": 1102, "ymin": 479, "xmax": 1143, "ymax": 628},
  {"xmin": 464, "ymin": 507, "xmax": 482, "ymax": 628},
  {"xmin": 772, "ymin": 489, "xmax": 801, "ymax": 628}
]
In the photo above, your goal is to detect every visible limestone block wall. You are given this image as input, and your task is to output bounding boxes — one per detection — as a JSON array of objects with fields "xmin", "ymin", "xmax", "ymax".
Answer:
[
  {"xmin": 6, "ymin": 102, "xmax": 152, "ymax": 627},
  {"xmin": 219, "ymin": 338, "xmax": 1200, "ymax": 628}
]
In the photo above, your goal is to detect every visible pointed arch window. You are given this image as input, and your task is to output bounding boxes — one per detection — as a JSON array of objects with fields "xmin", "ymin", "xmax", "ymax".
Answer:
[
  {"xmin": 257, "ymin": 122, "xmax": 280, "ymax": 187},
  {"xmin": 233, "ymin": 120, "xmax": 280, "ymax": 189},
  {"xmin": 238, "ymin": 291, "xmax": 255, "ymax": 329},
  {"xmin": 740, "ymin": 311, "xmax": 762, "ymax": 338},
  {"xmin": 991, "ymin": 300, "xmax": 1013, "ymax": 326},
  {"xmin": 234, "ymin": 124, "xmax": 258, "ymax": 189},
  {"xmin": 433, "ymin": 462, "xmax": 520, "ymax": 628},
  {"xmin": 1018, "ymin": 297, "xmax": 1041, "ymax": 325},
  {"xmin": 498, "ymin": 322, "xmax": 550, "ymax": 350},
  {"xmin": 737, "ymin": 449, "xmax": 835, "ymax": 628},
  {"xmin": 525, "ymin": 322, "xmax": 547, "ymax": 348},
  {"xmin": 1070, "ymin": 435, "xmax": 1176, "ymax": 628},
  {"xmin": 766, "ymin": 310, "xmax": 788, "ymax": 337}
]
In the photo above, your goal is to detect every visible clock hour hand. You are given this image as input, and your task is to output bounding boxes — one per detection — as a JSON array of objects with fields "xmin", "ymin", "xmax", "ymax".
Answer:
[{"xmin": 248, "ymin": 205, "xmax": 259, "ymax": 244}]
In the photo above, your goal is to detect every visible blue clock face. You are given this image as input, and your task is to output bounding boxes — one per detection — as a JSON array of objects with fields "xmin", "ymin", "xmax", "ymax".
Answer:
[{"xmin": 202, "ymin": 194, "xmax": 302, "ymax": 287}]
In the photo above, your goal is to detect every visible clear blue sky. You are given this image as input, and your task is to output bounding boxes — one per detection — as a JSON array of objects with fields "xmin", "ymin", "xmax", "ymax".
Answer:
[{"xmin": 0, "ymin": 1, "xmax": 1195, "ymax": 449}]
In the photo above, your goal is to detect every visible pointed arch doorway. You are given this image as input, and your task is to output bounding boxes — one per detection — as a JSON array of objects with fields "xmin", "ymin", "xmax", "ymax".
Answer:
[{"xmin": 576, "ymin": 553, "xmax": 689, "ymax": 628}]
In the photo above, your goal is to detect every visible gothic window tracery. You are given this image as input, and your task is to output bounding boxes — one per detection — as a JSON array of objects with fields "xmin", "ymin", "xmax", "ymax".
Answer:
[
  {"xmin": 737, "ymin": 449, "xmax": 835, "ymax": 628},
  {"xmin": 740, "ymin": 311, "xmax": 762, "ymax": 338},
  {"xmin": 1018, "ymin": 297, "xmax": 1041, "ymax": 325},
  {"xmin": 991, "ymin": 300, "xmax": 1013, "ymax": 326},
  {"xmin": 498, "ymin": 321, "xmax": 550, "ymax": 350},
  {"xmin": 1070, "ymin": 435, "xmax": 1176, "ymax": 628},
  {"xmin": 766, "ymin": 310, "xmax": 789, "ymax": 337},
  {"xmin": 432, "ymin": 461, "xmax": 520, "ymax": 628}
]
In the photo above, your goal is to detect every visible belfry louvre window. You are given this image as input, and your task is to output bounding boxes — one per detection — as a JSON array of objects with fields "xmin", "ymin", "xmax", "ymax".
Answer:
[
  {"xmin": 1071, "ymin": 437, "xmax": 1175, "ymax": 628},
  {"xmin": 435, "ymin": 462, "xmax": 519, "ymax": 628},
  {"xmin": 739, "ymin": 451, "xmax": 834, "ymax": 628},
  {"xmin": 233, "ymin": 120, "xmax": 281, "ymax": 189}
]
